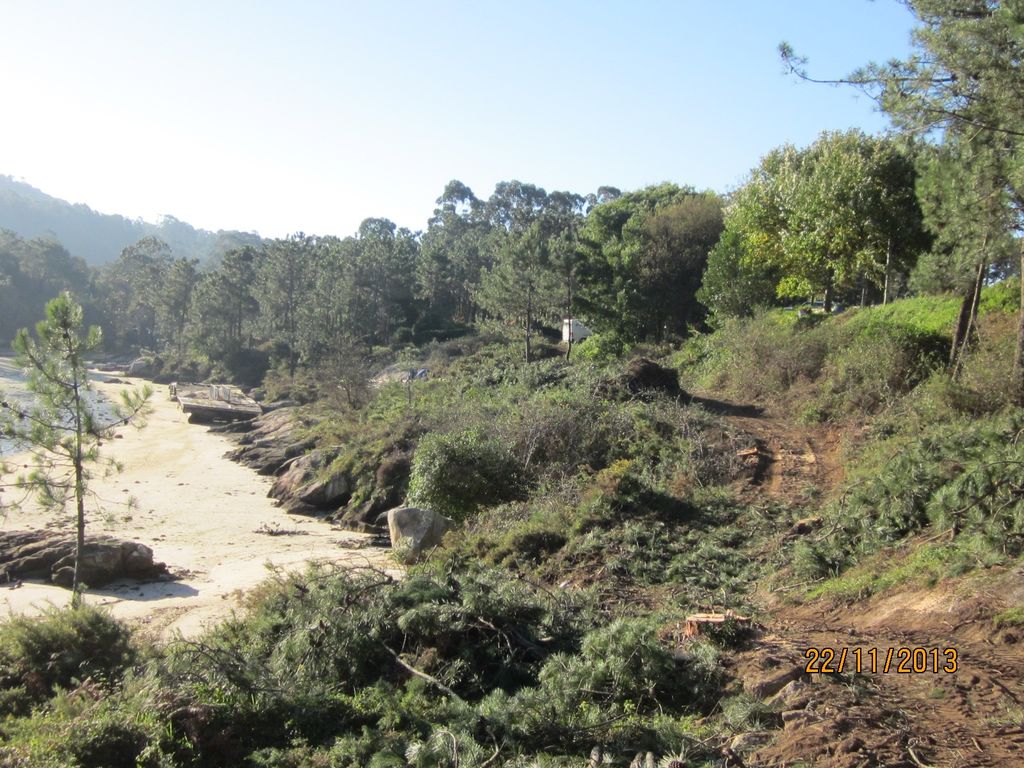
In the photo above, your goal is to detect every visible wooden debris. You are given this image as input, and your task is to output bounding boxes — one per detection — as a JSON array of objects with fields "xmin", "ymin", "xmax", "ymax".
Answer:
[{"xmin": 683, "ymin": 610, "xmax": 752, "ymax": 637}]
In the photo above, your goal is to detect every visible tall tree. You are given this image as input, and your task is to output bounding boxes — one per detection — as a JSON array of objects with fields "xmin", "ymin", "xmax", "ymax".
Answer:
[
  {"xmin": 576, "ymin": 184, "xmax": 723, "ymax": 341},
  {"xmin": 155, "ymin": 256, "xmax": 199, "ymax": 357},
  {"xmin": 915, "ymin": 134, "xmax": 1017, "ymax": 373},
  {"xmin": 99, "ymin": 237, "xmax": 172, "ymax": 350},
  {"xmin": 256, "ymin": 235, "xmax": 317, "ymax": 375},
  {"xmin": 727, "ymin": 131, "xmax": 927, "ymax": 312},
  {"xmin": 189, "ymin": 246, "xmax": 261, "ymax": 379},
  {"xmin": 478, "ymin": 222, "xmax": 561, "ymax": 363},
  {"xmin": 697, "ymin": 227, "xmax": 780, "ymax": 322},
  {"xmin": 417, "ymin": 181, "xmax": 490, "ymax": 324},
  {"xmin": 352, "ymin": 218, "xmax": 419, "ymax": 345},
  {"xmin": 784, "ymin": 0, "xmax": 1024, "ymax": 396},
  {"xmin": 0, "ymin": 294, "xmax": 149, "ymax": 604}
]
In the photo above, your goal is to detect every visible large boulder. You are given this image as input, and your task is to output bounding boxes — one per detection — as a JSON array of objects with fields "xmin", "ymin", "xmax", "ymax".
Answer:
[
  {"xmin": 298, "ymin": 470, "xmax": 349, "ymax": 508},
  {"xmin": 0, "ymin": 531, "xmax": 168, "ymax": 588},
  {"xmin": 268, "ymin": 449, "xmax": 350, "ymax": 515},
  {"xmin": 225, "ymin": 408, "xmax": 315, "ymax": 476},
  {"xmin": 126, "ymin": 356, "xmax": 161, "ymax": 378},
  {"xmin": 386, "ymin": 507, "xmax": 453, "ymax": 563}
]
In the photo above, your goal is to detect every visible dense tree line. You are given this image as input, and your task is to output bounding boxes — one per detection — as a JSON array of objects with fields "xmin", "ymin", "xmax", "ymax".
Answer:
[
  {"xmin": 2, "ymin": 179, "xmax": 731, "ymax": 376},
  {"xmin": 9, "ymin": 0, "xmax": 1024, "ymax": 403},
  {"xmin": 0, "ymin": 231, "xmax": 102, "ymax": 346}
]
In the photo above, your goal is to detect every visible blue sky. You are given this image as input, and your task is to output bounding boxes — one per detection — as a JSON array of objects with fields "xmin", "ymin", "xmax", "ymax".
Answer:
[{"xmin": 0, "ymin": 1, "xmax": 917, "ymax": 238}]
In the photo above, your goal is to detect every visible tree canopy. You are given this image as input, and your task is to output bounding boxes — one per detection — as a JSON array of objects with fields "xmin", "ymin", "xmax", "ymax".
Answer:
[
  {"xmin": 576, "ymin": 184, "xmax": 724, "ymax": 342},
  {"xmin": 723, "ymin": 130, "xmax": 928, "ymax": 311}
]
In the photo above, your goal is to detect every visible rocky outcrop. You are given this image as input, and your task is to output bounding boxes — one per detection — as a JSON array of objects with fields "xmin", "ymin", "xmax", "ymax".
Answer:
[
  {"xmin": 127, "ymin": 356, "xmax": 161, "ymax": 378},
  {"xmin": 220, "ymin": 408, "xmax": 410, "ymax": 533},
  {"xmin": 224, "ymin": 407, "xmax": 314, "ymax": 476},
  {"xmin": 0, "ymin": 530, "xmax": 168, "ymax": 588},
  {"xmin": 335, "ymin": 502, "xmax": 389, "ymax": 534},
  {"xmin": 332, "ymin": 452, "xmax": 411, "ymax": 533},
  {"xmin": 387, "ymin": 506, "xmax": 452, "ymax": 563},
  {"xmin": 268, "ymin": 449, "xmax": 350, "ymax": 515}
]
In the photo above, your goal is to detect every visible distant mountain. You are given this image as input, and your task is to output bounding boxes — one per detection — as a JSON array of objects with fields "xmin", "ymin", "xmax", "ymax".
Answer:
[{"xmin": 0, "ymin": 175, "xmax": 261, "ymax": 265}]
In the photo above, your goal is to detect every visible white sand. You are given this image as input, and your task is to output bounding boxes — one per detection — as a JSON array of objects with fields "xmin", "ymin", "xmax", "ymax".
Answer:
[{"xmin": 0, "ymin": 374, "xmax": 395, "ymax": 639}]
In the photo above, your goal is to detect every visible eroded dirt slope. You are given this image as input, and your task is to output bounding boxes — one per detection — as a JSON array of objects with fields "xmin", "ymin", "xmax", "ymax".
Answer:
[{"xmin": 698, "ymin": 394, "xmax": 1024, "ymax": 768}]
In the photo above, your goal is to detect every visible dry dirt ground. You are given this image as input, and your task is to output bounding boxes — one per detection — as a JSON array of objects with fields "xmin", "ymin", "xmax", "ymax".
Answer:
[{"xmin": 697, "ymin": 394, "xmax": 1024, "ymax": 768}]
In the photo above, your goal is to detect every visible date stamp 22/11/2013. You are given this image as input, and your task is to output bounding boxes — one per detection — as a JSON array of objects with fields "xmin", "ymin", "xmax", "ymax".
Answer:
[{"xmin": 803, "ymin": 647, "xmax": 958, "ymax": 674}]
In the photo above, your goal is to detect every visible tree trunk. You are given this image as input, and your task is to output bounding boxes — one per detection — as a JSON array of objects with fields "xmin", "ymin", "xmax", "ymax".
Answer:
[
  {"xmin": 71, "ymin": 363, "xmax": 86, "ymax": 607},
  {"xmin": 72, "ymin": 450, "xmax": 85, "ymax": 606},
  {"xmin": 1014, "ymin": 242, "xmax": 1024, "ymax": 403},
  {"xmin": 950, "ymin": 255, "xmax": 986, "ymax": 379},
  {"xmin": 525, "ymin": 286, "xmax": 533, "ymax": 364},
  {"xmin": 882, "ymin": 238, "xmax": 893, "ymax": 306},
  {"xmin": 823, "ymin": 276, "xmax": 834, "ymax": 314},
  {"xmin": 859, "ymin": 277, "xmax": 868, "ymax": 308},
  {"xmin": 565, "ymin": 277, "xmax": 573, "ymax": 361}
]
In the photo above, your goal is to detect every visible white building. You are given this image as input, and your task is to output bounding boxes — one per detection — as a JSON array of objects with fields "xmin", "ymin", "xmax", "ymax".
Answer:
[{"xmin": 562, "ymin": 318, "xmax": 593, "ymax": 343}]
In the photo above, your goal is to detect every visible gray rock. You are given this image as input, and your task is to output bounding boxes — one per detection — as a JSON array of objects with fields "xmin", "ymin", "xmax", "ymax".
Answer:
[
  {"xmin": 298, "ymin": 472, "xmax": 349, "ymax": 507},
  {"xmin": 127, "ymin": 357, "xmax": 158, "ymax": 378},
  {"xmin": 769, "ymin": 679, "xmax": 812, "ymax": 710},
  {"xmin": 262, "ymin": 399, "xmax": 299, "ymax": 412},
  {"xmin": 0, "ymin": 531, "xmax": 168, "ymax": 588},
  {"xmin": 226, "ymin": 408, "xmax": 305, "ymax": 475},
  {"xmin": 387, "ymin": 506, "xmax": 452, "ymax": 563},
  {"xmin": 781, "ymin": 709, "xmax": 813, "ymax": 730},
  {"xmin": 269, "ymin": 449, "xmax": 349, "ymax": 513}
]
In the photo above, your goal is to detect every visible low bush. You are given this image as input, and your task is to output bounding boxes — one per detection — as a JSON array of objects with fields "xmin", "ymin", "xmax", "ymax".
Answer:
[
  {"xmin": 573, "ymin": 331, "xmax": 630, "ymax": 362},
  {"xmin": 792, "ymin": 411, "xmax": 1024, "ymax": 590},
  {"xmin": 0, "ymin": 605, "xmax": 136, "ymax": 715},
  {"xmin": 477, "ymin": 619, "xmax": 723, "ymax": 753},
  {"xmin": 683, "ymin": 290, "xmax": 1020, "ymax": 419},
  {"xmin": 814, "ymin": 318, "xmax": 947, "ymax": 416},
  {"xmin": 407, "ymin": 429, "xmax": 526, "ymax": 519}
]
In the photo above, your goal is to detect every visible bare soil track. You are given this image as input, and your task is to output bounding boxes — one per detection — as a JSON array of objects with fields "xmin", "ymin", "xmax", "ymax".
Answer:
[
  {"xmin": 698, "ymin": 394, "xmax": 1024, "ymax": 767},
  {"xmin": 746, "ymin": 594, "xmax": 1024, "ymax": 767}
]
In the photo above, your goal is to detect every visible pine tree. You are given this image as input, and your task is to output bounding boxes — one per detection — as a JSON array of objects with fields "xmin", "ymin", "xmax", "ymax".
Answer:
[{"xmin": 0, "ymin": 293, "xmax": 150, "ymax": 604}]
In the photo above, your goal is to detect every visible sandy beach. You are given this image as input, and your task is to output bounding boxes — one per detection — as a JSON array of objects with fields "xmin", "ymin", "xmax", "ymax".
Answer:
[{"xmin": 0, "ymin": 371, "xmax": 394, "ymax": 639}]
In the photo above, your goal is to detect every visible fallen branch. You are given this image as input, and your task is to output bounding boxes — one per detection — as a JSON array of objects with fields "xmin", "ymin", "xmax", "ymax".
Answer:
[
  {"xmin": 907, "ymin": 741, "xmax": 937, "ymax": 768},
  {"xmin": 382, "ymin": 644, "xmax": 464, "ymax": 703}
]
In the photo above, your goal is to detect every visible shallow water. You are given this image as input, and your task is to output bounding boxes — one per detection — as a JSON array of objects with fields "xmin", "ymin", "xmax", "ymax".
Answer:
[
  {"xmin": 0, "ymin": 357, "xmax": 117, "ymax": 457},
  {"xmin": 0, "ymin": 357, "xmax": 28, "ymax": 455}
]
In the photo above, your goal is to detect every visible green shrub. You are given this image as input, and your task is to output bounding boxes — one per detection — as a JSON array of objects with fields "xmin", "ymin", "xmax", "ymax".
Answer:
[
  {"xmin": 573, "ymin": 332, "xmax": 629, "ymax": 363},
  {"xmin": 0, "ymin": 682, "xmax": 183, "ymax": 768},
  {"xmin": 484, "ymin": 620, "xmax": 722, "ymax": 752},
  {"xmin": 407, "ymin": 429, "xmax": 526, "ymax": 519},
  {"xmin": 953, "ymin": 312, "xmax": 1020, "ymax": 413},
  {"xmin": 797, "ymin": 411, "xmax": 1024, "ymax": 585},
  {"xmin": 980, "ymin": 276, "xmax": 1021, "ymax": 314},
  {"xmin": 994, "ymin": 607, "xmax": 1024, "ymax": 629},
  {"xmin": 722, "ymin": 692, "xmax": 779, "ymax": 729},
  {"xmin": 0, "ymin": 605, "xmax": 136, "ymax": 714},
  {"xmin": 688, "ymin": 311, "xmax": 831, "ymax": 399},
  {"xmin": 816, "ymin": 320, "xmax": 947, "ymax": 416}
]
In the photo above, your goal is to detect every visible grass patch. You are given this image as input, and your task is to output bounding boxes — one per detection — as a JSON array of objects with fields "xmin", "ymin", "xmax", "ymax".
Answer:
[
  {"xmin": 808, "ymin": 537, "xmax": 1007, "ymax": 602},
  {"xmin": 994, "ymin": 606, "xmax": 1024, "ymax": 629}
]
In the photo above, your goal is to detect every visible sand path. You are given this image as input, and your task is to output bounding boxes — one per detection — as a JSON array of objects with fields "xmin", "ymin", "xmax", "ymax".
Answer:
[{"xmin": 0, "ymin": 373, "xmax": 393, "ymax": 639}]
